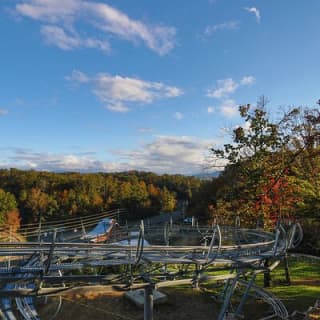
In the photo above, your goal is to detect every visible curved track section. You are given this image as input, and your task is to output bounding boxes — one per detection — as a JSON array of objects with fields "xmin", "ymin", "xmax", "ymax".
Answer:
[{"xmin": 0, "ymin": 217, "xmax": 303, "ymax": 320}]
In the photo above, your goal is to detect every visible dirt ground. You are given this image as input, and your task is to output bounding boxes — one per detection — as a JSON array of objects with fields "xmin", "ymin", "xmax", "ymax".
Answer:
[
  {"xmin": 36, "ymin": 281, "xmax": 320, "ymax": 320},
  {"xmin": 38, "ymin": 287, "xmax": 219, "ymax": 320}
]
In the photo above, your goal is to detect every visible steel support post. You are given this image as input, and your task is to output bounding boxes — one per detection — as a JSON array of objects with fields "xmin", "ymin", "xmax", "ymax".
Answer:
[
  {"xmin": 37, "ymin": 211, "xmax": 43, "ymax": 242},
  {"xmin": 217, "ymin": 275, "xmax": 239, "ymax": 320},
  {"xmin": 45, "ymin": 229, "xmax": 57, "ymax": 274},
  {"xmin": 144, "ymin": 285, "xmax": 154, "ymax": 320},
  {"xmin": 264, "ymin": 258, "xmax": 271, "ymax": 288},
  {"xmin": 8, "ymin": 226, "xmax": 12, "ymax": 269},
  {"xmin": 283, "ymin": 254, "xmax": 291, "ymax": 285},
  {"xmin": 193, "ymin": 264, "xmax": 201, "ymax": 289},
  {"xmin": 234, "ymin": 274, "xmax": 257, "ymax": 317}
]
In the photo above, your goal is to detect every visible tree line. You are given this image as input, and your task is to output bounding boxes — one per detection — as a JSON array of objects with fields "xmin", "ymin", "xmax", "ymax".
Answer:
[{"xmin": 0, "ymin": 170, "xmax": 201, "ymax": 227}]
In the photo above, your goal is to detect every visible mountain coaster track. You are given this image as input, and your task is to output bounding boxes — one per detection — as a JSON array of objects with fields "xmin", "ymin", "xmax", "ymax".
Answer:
[{"xmin": 0, "ymin": 210, "xmax": 304, "ymax": 320}]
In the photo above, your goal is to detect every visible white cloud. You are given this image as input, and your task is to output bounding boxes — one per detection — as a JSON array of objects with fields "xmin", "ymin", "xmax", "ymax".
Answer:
[
  {"xmin": 84, "ymin": 2, "xmax": 176, "ymax": 56},
  {"xmin": 207, "ymin": 76, "xmax": 256, "ymax": 99},
  {"xmin": 40, "ymin": 25, "xmax": 110, "ymax": 51},
  {"xmin": 16, "ymin": 0, "xmax": 80, "ymax": 22},
  {"xmin": 138, "ymin": 127, "xmax": 153, "ymax": 133},
  {"xmin": 15, "ymin": 0, "xmax": 176, "ymax": 55},
  {"xmin": 165, "ymin": 87, "xmax": 183, "ymax": 98},
  {"xmin": 0, "ymin": 109, "xmax": 8, "ymax": 116},
  {"xmin": 2, "ymin": 136, "xmax": 223, "ymax": 174},
  {"xmin": 94, "ymin": 74, "xmax": 183, "ymax": 105},
  {"xmin": 65, "ymin": 70, "xmax": 90, "ymax": 83},
  {"xmin": 67, "ymin": 70, "xmax": 183, "ymax": 112},
  {"xmin": 117, "ymin": 135, "xmax": 217, "ymax": 174},
  {"xmin": 206, "ymin": 76, "xmax": 256, "ymax": 117},
  {"xmin": 173, "ymin": 112, "xmax": 184, "ymax": 120},
  {"xmin": 95, "ymin": 75, "xmax": 156, "ymax": 103},
  {"xmin": 245, "ymin": 7, "xmax": 261, "ymax": 23},
  {"xmin": 207, "ymin": 78, "xmax": 239, "ymax": 99},
  {"xmin": 4, "ymin": 149, "xmax": 120, "ymax": 172},
  {"xmin": 240, "ymin": 76, "xmax": 256, "ymax": 86},
  {"xmin": 40, "ymin": 25, "xmax": 80, "ymax": 50},
  {"xmin": 219, "ymin": 99, "xmax": 238, "ymax": 117},
  {"xmin": 207, "ymin": 106, "xmax": 215, "ymax": 114},
  {"xmin": 204, "ymin": 21, "xmax": 239, "ymax": 37},
  {"xmin": 106, "ymin": 102, "xmax": 130, "ymax": 113}
]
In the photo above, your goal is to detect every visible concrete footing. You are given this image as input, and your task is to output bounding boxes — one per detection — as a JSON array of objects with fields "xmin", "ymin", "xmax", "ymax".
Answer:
[{"xmin": 124, "ymin": 289, "xmax": 167, "ymax": 308}]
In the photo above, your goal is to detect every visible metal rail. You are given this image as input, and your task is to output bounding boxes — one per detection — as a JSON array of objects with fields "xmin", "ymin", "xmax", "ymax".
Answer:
[{"xmin": 0, "ymin": 219, "xmax": 303, "ymax": 320}]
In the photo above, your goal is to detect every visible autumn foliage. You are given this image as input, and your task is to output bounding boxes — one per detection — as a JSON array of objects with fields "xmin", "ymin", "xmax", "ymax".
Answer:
[
  {"xmin": 6, "ymin": 209, "xmax": 21, "ymax": 231},
  {"xmin": 189, "ymin": 100, "xmax": 320, "ymax": 254}
]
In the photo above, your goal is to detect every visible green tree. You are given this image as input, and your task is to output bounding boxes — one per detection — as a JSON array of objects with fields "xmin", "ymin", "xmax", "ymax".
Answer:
[
  {"xmin": 24, "ymin": 188, "xmax": 58, "ymax": 222},
  {"xmin": 0, "ymin": 189, "xmax": 18, "ymax": 224},
  {"xmin": 211, "ymin": 98, "xmax": 301, "ymax": 226},
  {"xmin": 160, "ymin": 187, "xmax": 176, "ymax": 212}
]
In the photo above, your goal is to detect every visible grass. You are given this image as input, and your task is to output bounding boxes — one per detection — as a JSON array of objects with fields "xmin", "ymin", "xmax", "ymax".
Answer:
[
  {"xmin": 270, "ymin": 285, "xmax": 320, "ymax": 310},
  {"xmin": 272, "ymin": 257, "xmax": 320, "ymax": 281},
  {"xmin": 39, "ymin": 256, "xmax": 319, "ymax": 319},
  {"xmin": 200, "ymin": 255, "xmax": 320, "ymax": 317},
  {"xmin": 267, "ymin": 256, "xmax": 320, "ymax": 312}
]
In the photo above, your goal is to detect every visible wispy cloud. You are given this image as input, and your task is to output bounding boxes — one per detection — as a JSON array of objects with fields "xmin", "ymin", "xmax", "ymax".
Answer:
[
  {"xmin": 106, "ymin": 102, "xmax": 130, "ymax": 113},
  {"xmin": 0, "ymin": 109, "xmax": 8, "ymax": 116},
  {"xmin": 240, "ymin": 76, "xmax": 256, "ymax": 86},
  {"xmin": 173, "ymin": 112, "xmax": 184, "ymax": 120},
  {"xmin": 15, "ymin": 0, "xmax": 176, "ymax": 55},
  {"xmin": 204, "ymin": 21, "xmax": 240, "ymax": 37},
  {"xmin": 219, "ymin": 99, "xmax": 238, "ymax": 117},
  {"xmin": 67, "ymin": 70, "xmax": 183, "ymax": 112},
  {"xmin": 66, "ymin": 70, "xmax": 90, "ymax": 84},
  {"xmin": 40, "ymin": 25, "xmax": 110, "ymax": 51},
  {"xmin": 207, "ymin": 76, "xmax": 255, "ymax": 117},
  {"xmin": 207, "ymin": 106, "xmax": 215, "ymax": 114},
  {"xmin": 207, "ymin": 78, "xmax": 239, "ymax": 99},
  {"xmin": 137, "ymin": 127, "xmax": 153, "ymax": 134},
  {"xmin": 245, "ymin": 7, "xmax": 261, "ymax": 23},
  {"xmin": 207, "ymin": 76, "xmax": 255, "ymax": 99}
]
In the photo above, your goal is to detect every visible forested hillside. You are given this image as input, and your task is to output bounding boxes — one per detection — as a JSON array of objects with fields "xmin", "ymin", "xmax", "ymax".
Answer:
[{"xmin": 0, "ymin": 170, "xmax": 201, "ymax": 226}]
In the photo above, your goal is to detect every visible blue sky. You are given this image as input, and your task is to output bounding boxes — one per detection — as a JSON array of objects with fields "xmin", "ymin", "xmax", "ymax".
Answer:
[{"xmin": 0, "ymin": 0, "xmax": 319, "ymax": 174}]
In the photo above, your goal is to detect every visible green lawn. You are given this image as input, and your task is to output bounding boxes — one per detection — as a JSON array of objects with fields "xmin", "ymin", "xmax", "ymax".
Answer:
[
  {"xmin": 200, "ymin": 255, "xmax": 320, "ymax": 317},
  {"xmin": 267, "ymin": 256, "xmax": 320, "ymax": 312}
]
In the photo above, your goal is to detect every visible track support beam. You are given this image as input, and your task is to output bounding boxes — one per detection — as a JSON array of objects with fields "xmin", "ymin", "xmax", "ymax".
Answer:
[{"xmin": 144, "ymin": 285, "xmax": 154, "ymax": 320}]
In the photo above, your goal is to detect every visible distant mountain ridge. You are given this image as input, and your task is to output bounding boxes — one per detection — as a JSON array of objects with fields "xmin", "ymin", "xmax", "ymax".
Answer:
[{"xmin": 192, "ymin": 171, "xmax": 220, "ymax": 180}]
